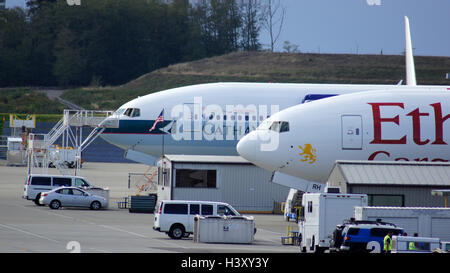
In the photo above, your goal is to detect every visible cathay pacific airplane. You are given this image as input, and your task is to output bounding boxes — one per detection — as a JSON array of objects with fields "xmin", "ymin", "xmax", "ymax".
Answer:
[
  {"xmin": 237, "ymin": 89, "xmax": 450, "ymax": 183},
  {"xmin": 99, "ymin": 16, "xmax": 444, "ymax": 165}
]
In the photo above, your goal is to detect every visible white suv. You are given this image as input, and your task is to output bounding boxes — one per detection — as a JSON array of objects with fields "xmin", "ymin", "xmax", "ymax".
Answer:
[{"xmin": 153, "ymin": 200, "xmax": 240, "ymax": 239}]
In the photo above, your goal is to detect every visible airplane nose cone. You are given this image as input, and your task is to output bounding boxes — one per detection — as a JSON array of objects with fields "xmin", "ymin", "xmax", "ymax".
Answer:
[
  {"xmin": 237, "ymin": 131, "xmax": 279, "ymax": 172},
  {"xmin": 237, "ymin": 134, "xmax": 258, "ymax": 161}
]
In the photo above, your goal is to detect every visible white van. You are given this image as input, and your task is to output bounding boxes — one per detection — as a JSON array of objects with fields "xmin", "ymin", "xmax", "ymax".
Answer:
[
  {"xmin": 23, "ymin": 174, "xmax": 93, "ymax": 205},
  {"xmin": 153, "ymin": 200, "xmax": 240, "ymax": 239}
]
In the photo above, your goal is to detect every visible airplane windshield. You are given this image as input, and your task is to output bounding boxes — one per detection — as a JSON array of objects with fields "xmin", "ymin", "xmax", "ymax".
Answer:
[
  {"xmin": 279, "ymin": 121, "xmax": 289, "ymax": 133},
  {"xmin": 114, "ymin": 108, "xmax": 126, "ymax": 116},
  {"xmin": 122, "ymin": 108, "xmax": 141, "ymax": 118},
  {"xmin": 257, "ymin": 120, "xmax": 289, "ymax": 133}
]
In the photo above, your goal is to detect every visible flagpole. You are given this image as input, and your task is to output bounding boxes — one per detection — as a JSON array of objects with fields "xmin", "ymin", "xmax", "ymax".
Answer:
[
  {"xmin": 161, "ymin": 109, "xmax": 165, "ymax": 159},
  {"xmin": 149, "ymin": 108, "xmax": 165, "ymax": 160},
  {"xmin": 162, "ymin": 133, "xmax": 165, "ymax": 158}
]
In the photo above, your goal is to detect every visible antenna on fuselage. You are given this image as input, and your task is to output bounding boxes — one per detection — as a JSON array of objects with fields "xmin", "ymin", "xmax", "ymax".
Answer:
[{"xmin": 404, "ymin": 16, "xmax": 417, "ymax": 86}]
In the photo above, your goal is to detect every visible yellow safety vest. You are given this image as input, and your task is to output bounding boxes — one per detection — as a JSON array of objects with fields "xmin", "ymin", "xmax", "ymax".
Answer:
[
  {"xmin": 409, "ymin": 241, "xmax": 418, "ymax": 250},
  {"xmin": 383, "ymin": 235, "xmax": 391, "ymax": 252}
]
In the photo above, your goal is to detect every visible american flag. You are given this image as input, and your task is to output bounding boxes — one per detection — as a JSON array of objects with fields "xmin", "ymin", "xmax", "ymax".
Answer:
[{"xmin": 149, "ymin": 109, "xmax": 164, "ymax": 132}]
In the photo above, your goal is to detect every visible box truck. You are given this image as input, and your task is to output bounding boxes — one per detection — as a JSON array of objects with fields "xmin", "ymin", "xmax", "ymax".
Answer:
[{"xmin": 299, "ymin": 189, "xmax": 368, "ymax": 253}]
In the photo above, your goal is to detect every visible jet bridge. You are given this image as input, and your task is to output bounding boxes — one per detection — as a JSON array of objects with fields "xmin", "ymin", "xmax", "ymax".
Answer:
[{"xmin": 27, "ymin": 109, "xmax": 119, "ymax": 176}]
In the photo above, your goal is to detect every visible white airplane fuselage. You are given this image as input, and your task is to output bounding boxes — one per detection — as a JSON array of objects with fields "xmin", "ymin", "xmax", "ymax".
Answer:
[
  {"xmin": 100, "ymin": 83, "xmax": 448, "ymax": 160},
  {"xmin": 237, "ymin": 89, "xmax": 450, "ymax": 182}
]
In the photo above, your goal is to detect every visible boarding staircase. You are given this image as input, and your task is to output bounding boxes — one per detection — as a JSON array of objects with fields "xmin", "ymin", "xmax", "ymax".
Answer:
[
  {"xmin": 134, "ymin": 166, "xmax": 158, "ymax": 195},
  {"xmin": 27, "ymin": 110, "xmax": 118, "ymax": 175}
]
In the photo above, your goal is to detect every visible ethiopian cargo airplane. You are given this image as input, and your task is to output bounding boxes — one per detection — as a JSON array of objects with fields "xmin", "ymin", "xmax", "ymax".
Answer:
[
  {"xmin": 237, "ymin": 89, "xmax": 450, "ymax": 183},
  {"xmin": 99, "ymin": 16, "xmax": 444, "ymax": 166}
]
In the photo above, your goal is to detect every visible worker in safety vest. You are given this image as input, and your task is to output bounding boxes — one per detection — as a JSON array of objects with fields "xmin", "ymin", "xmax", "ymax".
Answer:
[
  {"xmin": 409, "ymin": 233, "xmax": 419, "ymax": 251},
  {"xmin": 409, "ymin": 241, "xmax": 419, "ymax": 250},
  {"xmin": 383, "ymin": 231, "xmax": 393, "ymax": 253}
]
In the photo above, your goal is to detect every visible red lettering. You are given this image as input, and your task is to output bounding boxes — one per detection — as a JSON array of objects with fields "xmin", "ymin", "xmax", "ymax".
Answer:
[
  {"xmin": 368, "ymin": 150, "xmax": 390, "ymax": 160},
  {"xmin": 406, "ymin": 108, "xmax": 430, "ymax": 145},
  {"xmin": 368, "ymin": 150, "xmax": 448, "ymax": 162},
  {"xmin": 432, "ymin": 158, "xmax": 449, "ymax": 162},
  {"xmin": 369, "ymin": 103, "xmax": 406, "ymax": 144},
  {"xmin": 430, "ymin": 103, "xmax": 450, "ymax": 145}
]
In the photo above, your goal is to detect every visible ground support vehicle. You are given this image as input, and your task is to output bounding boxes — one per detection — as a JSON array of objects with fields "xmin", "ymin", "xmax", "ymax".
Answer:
[
  {"xmin": 299, "ymin": 191, "xmax": 368, "ymax": 253},
  {"xmin": 331, "ymin": 219, "xmax": 403, "ymax": 253}
]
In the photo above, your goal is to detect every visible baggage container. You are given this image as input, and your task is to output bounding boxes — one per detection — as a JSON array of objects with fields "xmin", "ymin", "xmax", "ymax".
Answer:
[{"xmin": 194, "ymin": 215, "xmax": 255, "ymax": 244}]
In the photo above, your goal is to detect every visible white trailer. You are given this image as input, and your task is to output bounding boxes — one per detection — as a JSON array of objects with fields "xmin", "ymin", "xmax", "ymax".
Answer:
[
  {"xmin": 354, "ymin": 207, "xmax": 450, "ymax": 241},
  {"xmin": 299, "ymin": 191, "xmax": 368, "ymax": 253}
]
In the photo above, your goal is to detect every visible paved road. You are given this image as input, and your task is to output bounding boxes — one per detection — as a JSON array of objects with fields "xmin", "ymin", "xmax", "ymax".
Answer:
[
  {"xmin": 36, "ymin": 89, "xmax": 85, "ymax": 110},
  {"xmin": 0, "ymin": 163, "xmax": 300, "ymax": 253}
]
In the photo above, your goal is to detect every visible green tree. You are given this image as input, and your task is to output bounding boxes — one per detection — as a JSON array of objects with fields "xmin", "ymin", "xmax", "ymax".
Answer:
[
  {"xmin": 0, "ymin": 8, "xmax": 29, "ymax": 86},
  {"xmin": 240, "ymin": 0, "xmax": 261, "ymax": 51},
  {"xmin": 0, "ymin": 0, "xmax": 265, "ymax": 88}
]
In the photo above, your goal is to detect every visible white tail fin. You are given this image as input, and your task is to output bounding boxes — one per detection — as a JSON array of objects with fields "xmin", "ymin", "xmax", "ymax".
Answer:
[{"xmin": 405, "ymin": 16, "xmax": 417, "ymax": 86}]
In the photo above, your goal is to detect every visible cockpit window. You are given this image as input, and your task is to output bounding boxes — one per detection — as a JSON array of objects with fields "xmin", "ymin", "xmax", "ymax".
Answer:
[
  {"xmin": 279, "ymin": 121, "xmax": 289, "ymax": 132},
  {"xmin": 131, "ymin": 108, "xmax": 140, "ymax": 117},
  {"xmin": 257, "ymin": 121, "xmax": 289, "ymax": 133},
  {"xmin": 122, "ymin": 108, "xmax": 141, "ymax": 118},
  {"xmin": 124, "ymin": 108, "xmax": 133, "ymax": 117},
  {"xmin": 114, "ymin": 108, "xmax": 125, "ymax": 116}
]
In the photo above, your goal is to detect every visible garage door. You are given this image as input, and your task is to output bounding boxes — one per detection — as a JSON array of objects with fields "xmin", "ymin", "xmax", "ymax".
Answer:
[
  {"xmin": 432, "ymin": 218, "xmax": 450, "ymax": 241},
  {"xmin": 368, "ymin": 216, "xmax": 418, "ymax": 235}
]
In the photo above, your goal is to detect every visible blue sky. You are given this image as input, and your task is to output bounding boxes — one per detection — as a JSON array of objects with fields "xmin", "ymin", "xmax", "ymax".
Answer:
[
  {"xmin": 6, "ymin": 0, "xmax": 450, "ymax": 57},
  {"xmin": 259, "ymin": 0, "xmax": 450, "ymax": 56}
]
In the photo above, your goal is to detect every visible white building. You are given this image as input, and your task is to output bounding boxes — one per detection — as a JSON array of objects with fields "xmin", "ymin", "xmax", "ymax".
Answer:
[
  {"xmin": 156, "ymin": 155, "xmax": 290, "ymax": 213},
  {"xmin": 327, "ymin": 160, "xmax": 450, "ymax": 207}
]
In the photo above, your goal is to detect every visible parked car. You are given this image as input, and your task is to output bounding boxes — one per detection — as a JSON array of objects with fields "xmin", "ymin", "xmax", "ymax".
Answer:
[
  {"xmin": 153, "ymin": 200, "xmax": 240, "ymax": 239},
  {"xmin": 24, "ymin": 174, "xmax": 94, "ymax": 205},
  {"xmin": 39, "ymin": 186, "xmax": 107, "ymax": 210}
]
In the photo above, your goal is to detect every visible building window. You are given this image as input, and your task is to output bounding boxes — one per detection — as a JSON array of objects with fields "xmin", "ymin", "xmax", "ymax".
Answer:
[
  {"xmin": 175, "ymin": 169, "xmax": 217, "ymax": 188},
  {"xmin": 368, "ymin": 194, "xmax": 404, "ymax": 207}
]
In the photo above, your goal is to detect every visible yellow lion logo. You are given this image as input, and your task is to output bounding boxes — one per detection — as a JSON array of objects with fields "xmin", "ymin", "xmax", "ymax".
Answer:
[{"xmin": 299, "ymin": 144, "xmax": 317, "ymax": 164}]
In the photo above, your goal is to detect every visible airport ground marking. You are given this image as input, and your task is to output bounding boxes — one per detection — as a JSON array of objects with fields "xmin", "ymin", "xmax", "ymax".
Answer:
[
  {"xmin": 98, "ymin": 224, "xmax": 149, "ymax": 239},
  {"xmin": 0, "ymin": 223, "xmax": 60, "ymax": 244}
]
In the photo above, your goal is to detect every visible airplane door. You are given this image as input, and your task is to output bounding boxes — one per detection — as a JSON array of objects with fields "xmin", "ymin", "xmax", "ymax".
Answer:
[{"xmin": 341, "ymin": 115, "xmax": 362, "ymax": 150}]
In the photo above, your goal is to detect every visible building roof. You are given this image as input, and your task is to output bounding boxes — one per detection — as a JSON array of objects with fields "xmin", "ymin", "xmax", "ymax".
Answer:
[
  {"xmin": 332, "ymin": 160, "xmax": 450, "ymax": 186},
  {"xmin": 163, "ymin": 154, "xmax": 251, "ymax": 165}
]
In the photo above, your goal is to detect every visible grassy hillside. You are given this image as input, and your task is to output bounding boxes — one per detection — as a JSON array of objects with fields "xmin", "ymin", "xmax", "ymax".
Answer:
[
  {"xmin": 62, "ymin": 51, "xmax": 450, "ymax": 110},
  {"xmin": 0, "ymin": 88, "xmax": 65, "ymax": 114}
]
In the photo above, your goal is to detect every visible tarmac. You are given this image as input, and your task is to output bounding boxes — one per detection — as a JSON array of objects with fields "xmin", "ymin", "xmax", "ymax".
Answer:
[{"xmin": 0, "ymin": 162, "xmax": 300, "ymax": 253}]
